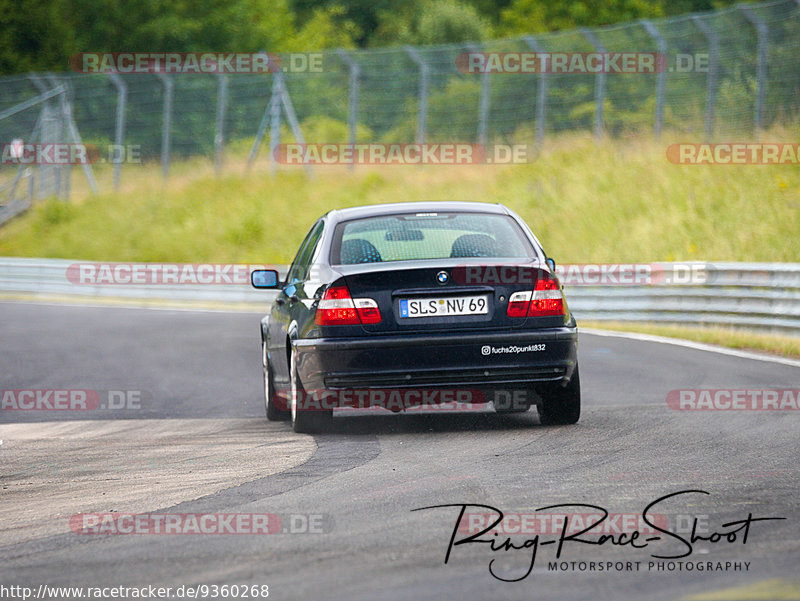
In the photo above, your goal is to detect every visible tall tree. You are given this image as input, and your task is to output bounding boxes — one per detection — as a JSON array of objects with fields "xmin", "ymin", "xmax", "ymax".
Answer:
[{"xmin": 0, "ymin": 0, "xmax": 75, "ymax": 74}]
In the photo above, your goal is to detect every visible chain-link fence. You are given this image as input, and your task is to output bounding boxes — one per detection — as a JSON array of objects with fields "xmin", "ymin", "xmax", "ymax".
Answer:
[{"xmin": 1, "ymin": 0, "xmax": 799, "ymax": 207}]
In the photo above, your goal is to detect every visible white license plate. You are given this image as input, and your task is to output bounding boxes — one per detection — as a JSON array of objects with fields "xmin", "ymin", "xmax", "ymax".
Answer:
[{"xmin": 399, "ymin": 295, "xmax": 488, "ymax": 318}]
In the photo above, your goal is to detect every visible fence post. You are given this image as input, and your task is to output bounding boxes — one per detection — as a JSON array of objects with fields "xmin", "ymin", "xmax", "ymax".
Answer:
[
  {"xmin": 739, "ymin": 5, "xmax": 768, "ymax": 135},
  {"xmin": 276, "ymin": 70, "xmax": 313, "ymax": 177},
  {"xmin": 246, "ymin": 88, "xmax": 274, "ymax": 172},
  {"xmin": 214, "ymin": 74, "xmax": 228, "ymax": 175},
  {"xmin": 404, "ymin": 46, "xmax": 429, "ymax": 145},
  {"xmin": 108, "ymin": 73, "xmax": 127, "ymax": 190},
  {"xmin": 247, "ymin": 53, "xmax": 275, "ymax": 172},
  {"xmin": 155, "ymin": 73, "xmax": 173, "ymax": 179},
  {"xmin": 336, "ymin": 49, "xmax": 360, "ymax": 171},
  {"xmin": 524, "ymin": 35, "xmax": 548, "ymax": 146},
  {"xmin": 467, "ymin": 44, "xmax": 491, "ymax": 147},
  {"xmin": 57, "ymin": 89, "xmax": 70, "ymax": 201},
  {"xmin": 580, "ymin": 28, "xmax": 606, "ymax": 138},
  {"xmin": 640, "ymin": 20, "xmax": 667, "ymax": 138},
  {"xmin": 45, "ymin": 74, "xmax": 69, "ymax": 199},
  {"xmin": 44, "ymin": 74, "xmax": 98, "ymax": 197},
  {"xmin": 268, "ymin": 74, "xmax": 282, "ymax": 175},
  {"xmin": 28, "ymin": 75, "xmax": 59, "ymax": 199},
  {"xmin": 60, "ymin": 83, "xmax": 98, "ymax": 195},
  {"xmin": 27, "ymin": 169, "xmax": 34, "ymax": 207},
  {"xmin": 691, "ymin": 15, "xmax": 719, "ymax": 140}
]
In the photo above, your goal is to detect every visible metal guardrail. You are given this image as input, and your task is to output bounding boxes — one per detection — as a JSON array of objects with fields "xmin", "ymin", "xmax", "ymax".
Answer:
[
  {"xmin": 0, "ymin": 258, "xmax": 276, "ymax": 305},
  {"xmin": 0, "ymin": 258, "xmax": 798, "ymax": 334},
  {"xmin": 563, "ymin": 262, "xmax": 800, "ymax": 334}
]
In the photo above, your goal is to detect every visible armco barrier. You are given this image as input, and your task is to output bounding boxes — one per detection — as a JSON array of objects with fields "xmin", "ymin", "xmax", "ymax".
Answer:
[
  {"xmin": 0, "ymin": 258, "xmax": 798, "ymax": 334},
  {"xmin": 565, "ymin": 262, "xmax": 800, "ymax": 334},
  {"xmin": 0, "ymin": 258, "xmax": 277, "ymax": 305}
]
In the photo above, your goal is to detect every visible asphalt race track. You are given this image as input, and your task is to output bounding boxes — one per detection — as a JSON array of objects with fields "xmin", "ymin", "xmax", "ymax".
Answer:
[{"xmin": 1, "ymin": 301, "xmax": 798, "ymax": 601}]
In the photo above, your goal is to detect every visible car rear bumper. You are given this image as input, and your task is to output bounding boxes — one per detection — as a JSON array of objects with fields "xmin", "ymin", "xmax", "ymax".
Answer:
[{"xmin": 292, "ymin": 326, "xmax": 578, "ymax": 400}]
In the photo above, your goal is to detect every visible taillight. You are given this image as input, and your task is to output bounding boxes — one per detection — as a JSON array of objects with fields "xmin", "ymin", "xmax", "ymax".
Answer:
[
  {"xmin": 506, "ymin": 278, "xmax": 564, "ymax": 318},
  {"xmin": 315, "ymin": 285, "xmax": 381, "ymax": 326},
  {"xmin": 315, "ymin": 286, "xmax": 359, "ymax": 325},
  {"xmin": 528, "ymin": 278, "xmax": 564, "ymax": 316},
  {"xmin": 354, "ymin": 298, "xmax": 381, "ymax": 324},
  {"xmin": 507, "ymin": 291, "xmax": 531, "ymax": 318}
]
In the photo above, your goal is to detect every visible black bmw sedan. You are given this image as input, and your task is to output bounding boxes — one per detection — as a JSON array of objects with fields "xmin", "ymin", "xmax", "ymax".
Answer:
[{"xmin": 252, "ymin": 201, "xmax": 580, "ymax": 433}]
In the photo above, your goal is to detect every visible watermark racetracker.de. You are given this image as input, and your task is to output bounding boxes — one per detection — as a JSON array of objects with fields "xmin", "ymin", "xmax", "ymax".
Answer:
[
  {"xmin": 69, "ymin": 512, "xmax": 333, "ymax": 535},
  {"xmin": 66, "ymin": 263, "xmax": 273, "ymax": 285},
  {"xmin": 450, "ymin": 263, "xmax": 711, "ymax": 286},
  {"xmin": 1, "ymin": 389, "xmax": 144, "ymax": 411},
  {"xmin": 667, "ymin": 389, "xmax": 800, "ymax": 411},
  {"xmin": 667, "ymin": 143, "xmax": 800, "ymax": 165},
  {"xmin": 456, "ymin": 52, "xmax": 708, "ymax": 74},
  {"xmin": 1, "ymin": 142, "xmax": 141, "ymax": 165},
  {"xmin": 273, "ymin": 143, "xmax": 533, "ymax": 165},
  {"xmin": 70, "ymin": 52, "xmax": 323, "ymax": 74},
  {"xmin": 273, "ymin": 388, "xmax": 542, "ymax": 413}
]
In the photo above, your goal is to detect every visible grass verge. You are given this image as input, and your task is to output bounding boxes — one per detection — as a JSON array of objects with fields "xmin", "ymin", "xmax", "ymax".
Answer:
[{"xmin": 0, "ymin": 130, "xmax": 798, "ymax": 263}]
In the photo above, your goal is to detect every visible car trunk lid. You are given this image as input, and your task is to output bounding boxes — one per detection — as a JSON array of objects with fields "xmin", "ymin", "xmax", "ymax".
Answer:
[{"xmin": 335, "ymin": 259, "xmax": 565, "ymax": 333}]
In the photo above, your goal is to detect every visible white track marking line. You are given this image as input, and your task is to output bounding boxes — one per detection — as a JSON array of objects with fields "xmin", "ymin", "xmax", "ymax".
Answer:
[{"xmin": 582, "ymin": 328, "xmax": 800, "ymax": 369}]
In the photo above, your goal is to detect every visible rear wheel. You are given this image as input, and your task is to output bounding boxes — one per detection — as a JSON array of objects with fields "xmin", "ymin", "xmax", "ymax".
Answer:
[
  {"xmin": 264, "ymin": 342, "xmax": 289, "ymax": 421},
  {"xmin": 538, "ymin": 366, "xmax": 581, "ymax": 425},
  {"xmin": 290, "ymin": 348, "xmax": 333, "ymax": 433}
]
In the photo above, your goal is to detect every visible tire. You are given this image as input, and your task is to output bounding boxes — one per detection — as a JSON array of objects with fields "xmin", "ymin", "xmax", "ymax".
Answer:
[
  {"xmin": 264, "ymin": 342, "xmax": 290, "ymax": 421},
  {"xmin": 538, "ymin": 365, "xmax": 581, "ymax": 425},
  {"xmin": 290, "ymin": 348, "xmax": 332, "ymax": 434}
]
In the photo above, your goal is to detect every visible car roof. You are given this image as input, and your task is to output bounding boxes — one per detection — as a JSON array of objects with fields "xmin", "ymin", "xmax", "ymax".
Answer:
[{"xmin": 325, "ymin": 201, "xmax": 510, "ymax": 224}]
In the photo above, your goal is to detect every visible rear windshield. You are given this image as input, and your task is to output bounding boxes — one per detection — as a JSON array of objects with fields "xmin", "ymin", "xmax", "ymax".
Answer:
[{"xmin": 330, "ymin": 212, "xmax": 535, "ymax": 265}]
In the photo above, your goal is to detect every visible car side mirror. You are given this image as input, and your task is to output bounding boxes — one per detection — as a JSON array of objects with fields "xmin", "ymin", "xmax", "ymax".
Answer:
[
  {"xmin": 251, "ymin": 269, "xmax": 280, "ymax": 289},
  {"xmin": 546, "ymin": 257, "xmax": 556, "ymax": 272}
]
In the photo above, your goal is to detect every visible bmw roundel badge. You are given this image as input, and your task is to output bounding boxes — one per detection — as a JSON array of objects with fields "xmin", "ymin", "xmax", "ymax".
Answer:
[{"xmin": 436, "ymin": 271, "xmax": 449, "ymax": 285}]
